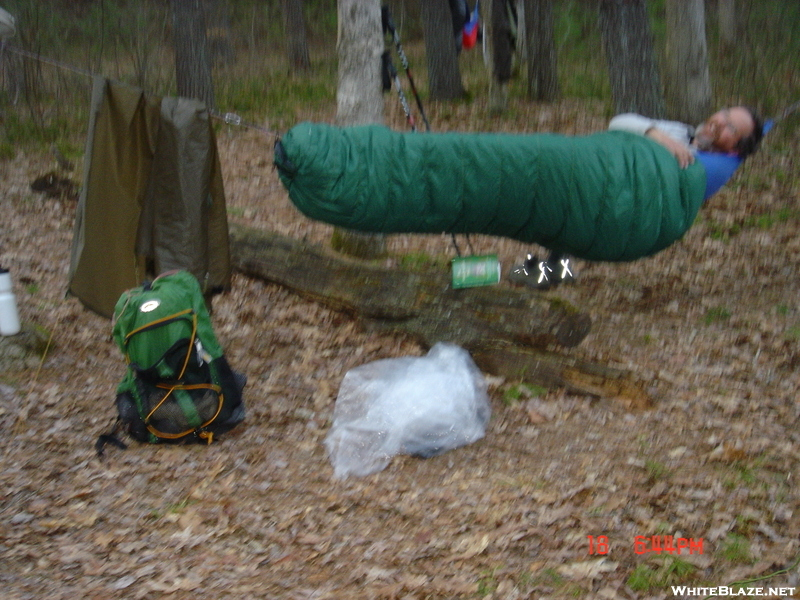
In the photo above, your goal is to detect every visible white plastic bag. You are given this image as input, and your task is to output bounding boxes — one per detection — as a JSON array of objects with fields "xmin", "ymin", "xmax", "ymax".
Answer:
[{"xmin": 324, "ymin": 343, "xmax": 491, "ymax": 478}]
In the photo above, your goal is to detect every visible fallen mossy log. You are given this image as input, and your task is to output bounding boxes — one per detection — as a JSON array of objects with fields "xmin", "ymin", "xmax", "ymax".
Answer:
[{"xmin": 229, "ymin": 224, "xmax": 653, "ymax": 407}]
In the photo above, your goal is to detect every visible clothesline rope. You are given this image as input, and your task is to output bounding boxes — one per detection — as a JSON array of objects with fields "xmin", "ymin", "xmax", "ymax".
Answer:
[
  {"xmin": 4, "ymin": 43, "xmax": 93, "ymax": 78},
  {"xmin": 2, "ymin": 43, "xmax": 280, "ymax": 138},
  {"xmin": 5, "ymin": 43, "xmax": 797, "ymax": 141},
  {"xmin": 208, "ymin": 109, "xmax": 278, "ymax": 138}
]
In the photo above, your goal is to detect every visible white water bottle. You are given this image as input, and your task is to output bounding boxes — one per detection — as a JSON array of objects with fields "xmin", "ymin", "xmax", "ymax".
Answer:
[{"xmin": 0, "ymin": 267, "xmax": 21, "ymax": 336}]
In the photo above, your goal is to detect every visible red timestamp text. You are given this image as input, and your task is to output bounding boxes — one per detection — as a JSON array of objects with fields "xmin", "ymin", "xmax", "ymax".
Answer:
[
  {"xmin": 634, "ymin": 535, "xmax": 704, "ymax": 555},
  {"xmin": 586, "ymin": 535, "xmax": 704, "ymax": 555}
]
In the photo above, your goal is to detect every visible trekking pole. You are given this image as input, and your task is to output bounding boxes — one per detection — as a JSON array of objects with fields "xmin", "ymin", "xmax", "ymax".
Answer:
[
  {"xmin": 382, "ymin": 51, "xmax": 416, "ymax": 131},
  {"xmin": 780, "ymin": 99, "xmax": 799, "ymax": 120},
  {"xmin": 382, "ymin": 7, "xmax": 431, "ymax": 132}
]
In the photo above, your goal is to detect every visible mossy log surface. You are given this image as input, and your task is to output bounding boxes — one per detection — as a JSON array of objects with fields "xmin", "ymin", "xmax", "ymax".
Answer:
[
  {"xmin": 0, "ymin": 323, "xmax": 51, "ymax": 374},
  {"xmin": 229, "ymin": 224, "xmax": 653, "ymax": 406}
]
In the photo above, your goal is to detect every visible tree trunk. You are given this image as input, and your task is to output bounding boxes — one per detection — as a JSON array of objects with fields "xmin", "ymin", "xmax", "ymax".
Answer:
[
  {"xmin": 421, "ymin": 0, "xmax": 465, "ymax": 100},
  {"xmin": 334, "ymin": 0, "xmax": 385, "ymax": 259},
  {"xmin": 170, "ymin": 0, "xmax": 216, "ymax": 110},
  {"xmin": 664, "ymin": 0, "xmax": 711, "ymax": 125},
  {"xmin": 525, "ymin": 0, "xmax": 559, "ymax": 102},
  {"xmin": 717, "ymin": 0, "xmax": 738, "ymax": 50},
  {"xmin": 599, "ymin": 0, "xmax": 665, "ymax": 118},
  {"xmin": 228, "ymin": 223, "xmax": 654, "ymax": 408},
  {"xmin": 282, "ymin": 0, "xmax": 310, "ymax": 71},
  {"xmin": 482, "ymin": 0, "xmax": 512, "ymax": 113},
  {"xmin": 491, "ymin": 0, "xmax": 514, "ymax": 85},
  {"xmin": 336, "ymin": 0, "xmax": 383, "ymax": 126},
  {"xmin": 204, "ymin": 0, "xmax": 235, "ymax": 66},
  {"xmin": 514, "ymin": 0, "xmax": 526, "ymax": 60}
]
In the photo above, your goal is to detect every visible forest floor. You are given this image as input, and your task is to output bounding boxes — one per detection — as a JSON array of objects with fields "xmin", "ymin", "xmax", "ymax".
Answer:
[{"xmin": 1, "ymin": 98, "xmax": 799, "ymax": 600}]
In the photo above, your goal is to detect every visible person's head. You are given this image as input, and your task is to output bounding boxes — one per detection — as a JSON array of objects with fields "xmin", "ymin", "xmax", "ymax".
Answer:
[{"xmin": 695, "ymin": 106, "xmax": 763, "ymax": 158}]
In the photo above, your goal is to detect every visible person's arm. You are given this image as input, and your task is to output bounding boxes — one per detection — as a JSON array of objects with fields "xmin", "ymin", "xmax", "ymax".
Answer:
[
  {"xmin": 644, "ymin": 127, "xmax": 694, "ymax": 168},
  {"xmin": 607, "ymin": 113, "xmax": 655, "ymax": 136},
  {"xmin": 609, "ymin": 114, "xmax": 694, "ymax": 168}
]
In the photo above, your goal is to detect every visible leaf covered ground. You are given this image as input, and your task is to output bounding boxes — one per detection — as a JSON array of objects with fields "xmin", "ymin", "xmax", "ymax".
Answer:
[{"xmin": 1, "ymin": 98, "xmax": 799, "ymax": 599}]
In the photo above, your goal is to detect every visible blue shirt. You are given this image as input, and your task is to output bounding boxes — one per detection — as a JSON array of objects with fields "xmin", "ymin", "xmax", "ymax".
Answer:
[
  {"xmin": 696, "ymin": 152, "xmax": 742, "ymax": 200},
  {"xmin": 609, "ymin": 114, "xmax": 773, "ymax": 201}
]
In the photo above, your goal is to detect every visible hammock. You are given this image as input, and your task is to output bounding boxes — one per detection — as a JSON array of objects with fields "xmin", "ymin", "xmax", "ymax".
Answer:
[{"xmin": 274, "ymin": 122, "xmax": 708, "ymax": 262}]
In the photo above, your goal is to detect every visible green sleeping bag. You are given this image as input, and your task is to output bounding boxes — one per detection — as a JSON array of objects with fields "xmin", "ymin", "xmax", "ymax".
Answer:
[{"xmin": 274, "ymin": 122, "xmax": 707, "ymax": 262}]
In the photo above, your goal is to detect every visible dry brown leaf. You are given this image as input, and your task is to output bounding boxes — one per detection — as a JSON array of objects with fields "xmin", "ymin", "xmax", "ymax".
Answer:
[
  {"xmin": 448, "ymin": 533, "xmax": 490, "ymax": 561},
  {"xmin": 707, "ymin": 442, "xmax": 749, "ymax": 463},
  {"xmin": 556, "ymin": 558, "xmax": 619, "ymax": 580},
  {"xmin": 2, "ymin": 91, "xmax": 799, "ymax": 600}
]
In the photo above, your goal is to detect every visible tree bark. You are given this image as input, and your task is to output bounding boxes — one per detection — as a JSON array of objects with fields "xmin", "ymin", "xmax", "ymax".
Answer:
[
  {"xmin": 717, "ymin": 0, "xmax": 738, "ymax": 50},
  {"xmin": 336, "ymin": 0, "xmax": 383, "ymax": 126},
  {"xmin": 599, "ymin": 0, "xmax": 665, "ymax": 118},
  {"xmin": 491, "ymin": 0, "xmax": 514, "ymax": 85},
  {"xmin": 282, "ymin": 0, "xmax": 310, "ymax": 71},
  {"xmin": 421, "ymin": 0, "xmax": 465, "ymax": 100},
  {"xmin": 514, "ymin": 0, "xmax": 526, "ymax": 60},
  {"xmin": 525, "ymin": 0, "xmax": 559, "ymax": 102},
  {"xmin": 170, "ymin": 0, "xmax": 216, "ymax": 110},
  {"xmin": 335, "ymin": 0, "xmax": 385, "ymax": 258},
  {"xmin": 482, "ymin": 0, "xmax": 511, "ymax": 113},
  {"xmin": 664, "ymin": 0, "xmax": 711, "ymax": 124},
  {"xmin": 228, "ymin": 224, "xmax": 654, "ymax": 407}
]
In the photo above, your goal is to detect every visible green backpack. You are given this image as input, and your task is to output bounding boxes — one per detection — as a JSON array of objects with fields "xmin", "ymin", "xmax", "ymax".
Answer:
[{"xmin": 108, "ymin": 270, "xmax": 245, "ymax": 446}]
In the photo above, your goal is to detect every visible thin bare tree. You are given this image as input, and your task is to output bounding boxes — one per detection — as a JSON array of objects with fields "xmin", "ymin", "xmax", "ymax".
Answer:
[
  {"xmin": 204, "ymin": 0, "xmax": 235, "ymax": 66},
  {"xmin": 481, "ymin": 0, "xmax": 514, "ymax": 112},
  {"xmin": 282, "ymin": 0, "xmax": 310, "ymax": 71},
  {"xmin": 525, "ymin": 0, "xmax": 559, "ymax": 102}
]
